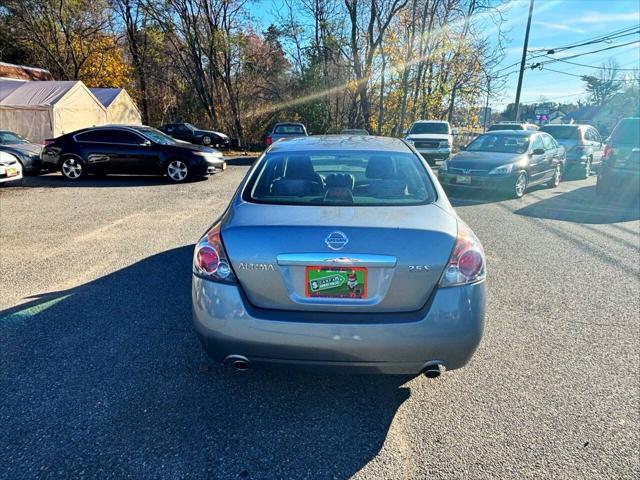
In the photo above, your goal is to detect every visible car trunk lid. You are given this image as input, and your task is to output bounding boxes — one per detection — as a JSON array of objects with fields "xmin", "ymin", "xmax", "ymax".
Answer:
[{"xmin": 221, "ymin": 202, "xmax": 457, "ymax": 313}]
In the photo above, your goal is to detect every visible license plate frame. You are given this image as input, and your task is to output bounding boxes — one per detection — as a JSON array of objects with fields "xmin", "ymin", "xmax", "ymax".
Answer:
[
  {"xmin": 305, "ymin": 266, "xmax": 367, "ymax": 299},
  {"xmin": 456, "ymin": 175, "xmax": 471, "ymax": 185}
]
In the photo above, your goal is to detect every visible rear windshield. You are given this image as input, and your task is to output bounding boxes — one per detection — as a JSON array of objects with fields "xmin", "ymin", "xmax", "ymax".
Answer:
[
  {"xmin": 488, "ymin": 124, "xmax": 523, "ymax": 131},
  {"xmin": 409, "ymin": 123, "xmax": 449, "ymax": 135},
  {"xmin": 610, "ymin": 119, "xmax": 639, "ymax": 146},
  {"xmin": 244, "ymin": 150, "xmax": 435, "ymax": 206},
  {"xmin": 540, "ymin": 126, "xmax": 580, "ymax": 140},
  {"xmin": 274, "ymin": 124, "xmax": 305, "ymax": 134},
  {"xmin": 466, "ymin": 134, "xmax": 529, "ymax": 154}
]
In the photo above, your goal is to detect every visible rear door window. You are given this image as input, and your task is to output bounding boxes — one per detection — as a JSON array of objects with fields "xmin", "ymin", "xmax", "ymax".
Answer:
[
  {"xmin": 610, "ymin": 119, "xmax": 639, "ymax": 146},
  {"xmin": 244, "ymin": 150, "xmax": 435, "ymax": 206},
  {"xmin": 541, "ymin": 134, "xmax": 555, "ymax": 150}
]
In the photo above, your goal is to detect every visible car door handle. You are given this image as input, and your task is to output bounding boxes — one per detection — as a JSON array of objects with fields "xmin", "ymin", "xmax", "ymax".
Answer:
[{"xmin": 277, "ymin": 253, "xmax": 397, "ymax": 267}]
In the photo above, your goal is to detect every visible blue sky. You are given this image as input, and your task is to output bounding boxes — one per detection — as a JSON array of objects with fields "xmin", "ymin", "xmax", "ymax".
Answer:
[
  {"xmin": 253, "ymin": 0, "xmax": 640, "ymax": 111},
  {"xmin": 495, "ymin": 0, "xmax": 640, "ymax": 109}
]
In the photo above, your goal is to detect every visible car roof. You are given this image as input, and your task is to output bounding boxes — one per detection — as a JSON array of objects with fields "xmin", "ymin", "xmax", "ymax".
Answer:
[
  {"xmin": 541, "ymin": 124, "xmax": 588, "ymax": 128},
  {"xmin": 483, "ymin": 130, "xmax": 534, "ymax": 136},
  {"xmin": 268, "ymin": 135, "xmax": 413, "ymax": 153},
  {"xmin": 274, "ymin": 122, "xmax": 305, "ymax": 126},
  {"xmin": 412, "ymin": 120, "xmax": 449, "ymax": 124}
]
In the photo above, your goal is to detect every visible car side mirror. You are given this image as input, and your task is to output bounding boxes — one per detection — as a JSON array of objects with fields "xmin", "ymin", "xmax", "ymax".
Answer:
[
  {"xmin": 451, "ymin": 128, "xmax": 458, "ymax": 135},
  {"xmin": 402, "ymin": 129, "xmax": 408, "ymax": 136},
  {"xmin": 460, "ymin": 144, "xmax": 467, "ymax": 151},
  {"xmin": 532, "ymin": 148, "xmax": 545, "ymax": 155}
]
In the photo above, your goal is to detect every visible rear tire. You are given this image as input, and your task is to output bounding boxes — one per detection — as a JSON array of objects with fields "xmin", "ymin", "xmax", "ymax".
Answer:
[
  {"xmin": 60, "ymin": 156, "xmax": 86, "ymax": 180},
  {"xmin": 580, "ymin": 156, "xmax": 592, "ymax": 179},
  {"xmin": 202, "ymin": 135, "xmax": 212, "ymax": 146},
  {"xmin": 512, "ymin": 172, "xmax": 527, "ymax": 198},
  {"xmin": 547, "ymin": 165, "xmax": 561, "ymax": 188},
  {"xmin": 166, "ymin": 159, "xmax": 189, "ymax": 182}
]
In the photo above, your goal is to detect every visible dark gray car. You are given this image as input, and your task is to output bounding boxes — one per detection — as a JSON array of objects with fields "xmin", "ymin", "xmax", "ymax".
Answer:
[{"xmin": 192, "ymin": 135, "xmax": 486, "ymax": 377}]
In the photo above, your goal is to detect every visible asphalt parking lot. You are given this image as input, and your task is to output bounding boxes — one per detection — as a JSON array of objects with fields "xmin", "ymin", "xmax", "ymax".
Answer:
[{"xmin": 1, "ymin": 160, "xmax": 638, "ymax": 479}]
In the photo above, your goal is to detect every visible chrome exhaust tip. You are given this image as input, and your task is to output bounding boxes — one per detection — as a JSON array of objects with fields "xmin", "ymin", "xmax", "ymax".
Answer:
[
  {"xmin": 224, "ymin": 355, "xmax": 250, "ymax": 371},
  {"xmin": 422, "ymin": 362, "xmax": 443, "ymax": 379}
]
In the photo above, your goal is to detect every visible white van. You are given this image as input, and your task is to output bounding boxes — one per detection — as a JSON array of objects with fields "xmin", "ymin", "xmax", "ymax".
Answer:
[{"xmin": 405, "ymin": 120, "xmax": 453, "ymax": 165}]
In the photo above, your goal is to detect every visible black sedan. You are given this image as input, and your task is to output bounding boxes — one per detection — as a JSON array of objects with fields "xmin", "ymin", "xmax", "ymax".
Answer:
[
  {"xmin": 0, "ymin": 130, "xmax": 43, "ymax": 174},
  {"xmin": 437, "ymin": 131, "xmax": 564, "ymax": 198},
  {"xmin": 158, "ymin": 123, "xmax": 230, "ymax": 148},
  {"xmin": 41, "ymin": 126, "xmax": 226, "ymax": 182}
]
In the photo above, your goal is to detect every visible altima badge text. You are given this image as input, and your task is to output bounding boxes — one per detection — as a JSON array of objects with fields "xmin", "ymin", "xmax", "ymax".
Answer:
[{"xmin": 238, "ymin": 263, "xmax": 275, "ymax": 271}]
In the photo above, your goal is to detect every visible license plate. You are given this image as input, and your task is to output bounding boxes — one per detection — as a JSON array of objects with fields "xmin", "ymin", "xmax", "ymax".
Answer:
[
  {"xmin": 456, "ymin": 175, "xmax": 471, "ymax": 184},
  {"xmin": 5, "ymin": 167, "xmax": 17, "ymax": 177},
  {"xmin": 305, "ymin": 266, "xmax": 367, "ymax": 299}
]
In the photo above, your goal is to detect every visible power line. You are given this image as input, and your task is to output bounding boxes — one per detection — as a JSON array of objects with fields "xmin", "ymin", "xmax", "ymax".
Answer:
[
  {"xmin": 542, "ymin": 56, "xmax": 640, "ymax": 71},
  {"xmin": 532, "ymin": 66, "xmax": 640, "ymax": 83},
  {"xmin": 528, "ymin": 26, "xmax": 640, "ymax": 56},
  {"xmin": 530, "ymin": 40, "xmax": 640, "ymax": 68}
]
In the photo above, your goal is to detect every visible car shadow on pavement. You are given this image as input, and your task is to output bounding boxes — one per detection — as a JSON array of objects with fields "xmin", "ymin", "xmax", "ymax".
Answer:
[
  {"xmin": 15, "ymin": 173, "xmax": 210, "ymax": 188},
  {"xmin": 514, "ymin": 185, "xmax": 640, "ymax": 224},
  {"xmin": 0, "ymin": 246, "xmax": 410, "ymax": 479}
]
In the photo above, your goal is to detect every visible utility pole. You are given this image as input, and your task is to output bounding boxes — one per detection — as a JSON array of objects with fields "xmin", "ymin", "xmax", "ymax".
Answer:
[
  {"xmin": 514, "ymin": 0, "xmax": 535, "ymax": 121},
  {"xmin": 483, "ymin": 77, "xmax": 491, "ymax": 132}
]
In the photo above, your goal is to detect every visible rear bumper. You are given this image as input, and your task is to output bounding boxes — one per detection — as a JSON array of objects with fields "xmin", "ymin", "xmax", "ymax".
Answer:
[
  {"xmin": 192, "ymin": 276, "xmax": 486, "ymax": 375},
  {"xmin": 598, "ymin": 164, "xmax": 640, "ymax": 195}
]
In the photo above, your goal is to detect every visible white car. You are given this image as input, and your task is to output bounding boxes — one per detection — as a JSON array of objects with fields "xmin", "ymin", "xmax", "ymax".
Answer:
[
  {"xmin": 0, "ymin": 151, "xmax": 23, "ymax": 185},
  {"xmin": 404, "ymin": 120, "xmax": 453, "ymax": 166}
]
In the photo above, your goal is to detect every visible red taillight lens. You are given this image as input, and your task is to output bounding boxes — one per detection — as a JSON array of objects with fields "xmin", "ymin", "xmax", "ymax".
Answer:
[
  {"xmin": 266, "ymin": 135, "xmax": 272, "ymax": 146},
  {"xmin": 196, "ymin": 246, "xmax": 220, "ymax": 273},
  {"xmin": 602, "ymin": 144, "xmax": 612, "ymax": 160},
  {"xmin": 44, "ymin": 139, "xmax": 54, "ymax": 147},
  {"xmin": 439, "ymin": 221, "xmax": 486, "ymax": 287},
  {"xmin": 193, "ymin": 224, "xmax": 236, "ymax": 283}
]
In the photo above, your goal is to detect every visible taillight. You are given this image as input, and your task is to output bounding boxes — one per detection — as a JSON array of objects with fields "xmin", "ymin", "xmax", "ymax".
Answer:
[
  {"xmin": 193, "ymin": 224, "xmax": 236, "ymax": 283},
  {"xmin": 44, "ymin": 139, "xmax": 54, "ymax": 147},
  {"xmin": 439, "ymin": 221, "xmax": 486, "ymax": 287},
  {"xmin": 266, "ymin": 135, "xmax": 272, "ymax": 146},
  {"xmin": 602, "ymin": 144, "xmax": 612, "ymax": 160}
]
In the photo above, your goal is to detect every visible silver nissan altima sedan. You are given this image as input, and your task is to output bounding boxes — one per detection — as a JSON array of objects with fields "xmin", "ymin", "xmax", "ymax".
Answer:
[{"xmin": 192, "ymin": 135, "xmax": 486, "ymax": 377}]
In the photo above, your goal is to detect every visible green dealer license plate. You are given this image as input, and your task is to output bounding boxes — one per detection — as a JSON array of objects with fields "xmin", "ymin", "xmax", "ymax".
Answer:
[{"xmin": 305, "ymin": 266, "xmax": 367, "ymax": 299}]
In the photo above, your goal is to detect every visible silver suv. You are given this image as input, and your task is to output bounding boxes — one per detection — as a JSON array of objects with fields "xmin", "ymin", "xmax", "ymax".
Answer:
[{"xmin": 540, "ymin": 124, "xmax": 605, "ymax": 179}]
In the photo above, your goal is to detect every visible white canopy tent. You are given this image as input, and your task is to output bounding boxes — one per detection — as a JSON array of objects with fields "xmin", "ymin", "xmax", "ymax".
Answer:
[
  {"xmin": 90, "ymin": 88, "xmax": 141, "ymax": 125},
  {"xmin": 0, "ymin": 80, "xmax": 107, "ymax": 143}
]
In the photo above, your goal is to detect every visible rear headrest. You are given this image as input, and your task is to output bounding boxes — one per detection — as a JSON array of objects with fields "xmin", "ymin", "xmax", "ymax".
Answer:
[
  {"xmin": 366, "ymin": 156, "xmax": 395, "ymax": 179},
  {"xmin": 324, "ymin": 173, "xmax": 355, "ymax": 190},
  {"xmin": 285, "ymin": 156, "xmax": 316, "ymax": 180}
]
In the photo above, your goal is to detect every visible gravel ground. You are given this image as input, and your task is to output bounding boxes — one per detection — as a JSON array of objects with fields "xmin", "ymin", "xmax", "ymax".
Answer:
[{"xmin": 1, "ymin": 161, "xmax": 638, "ymax": 479}]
